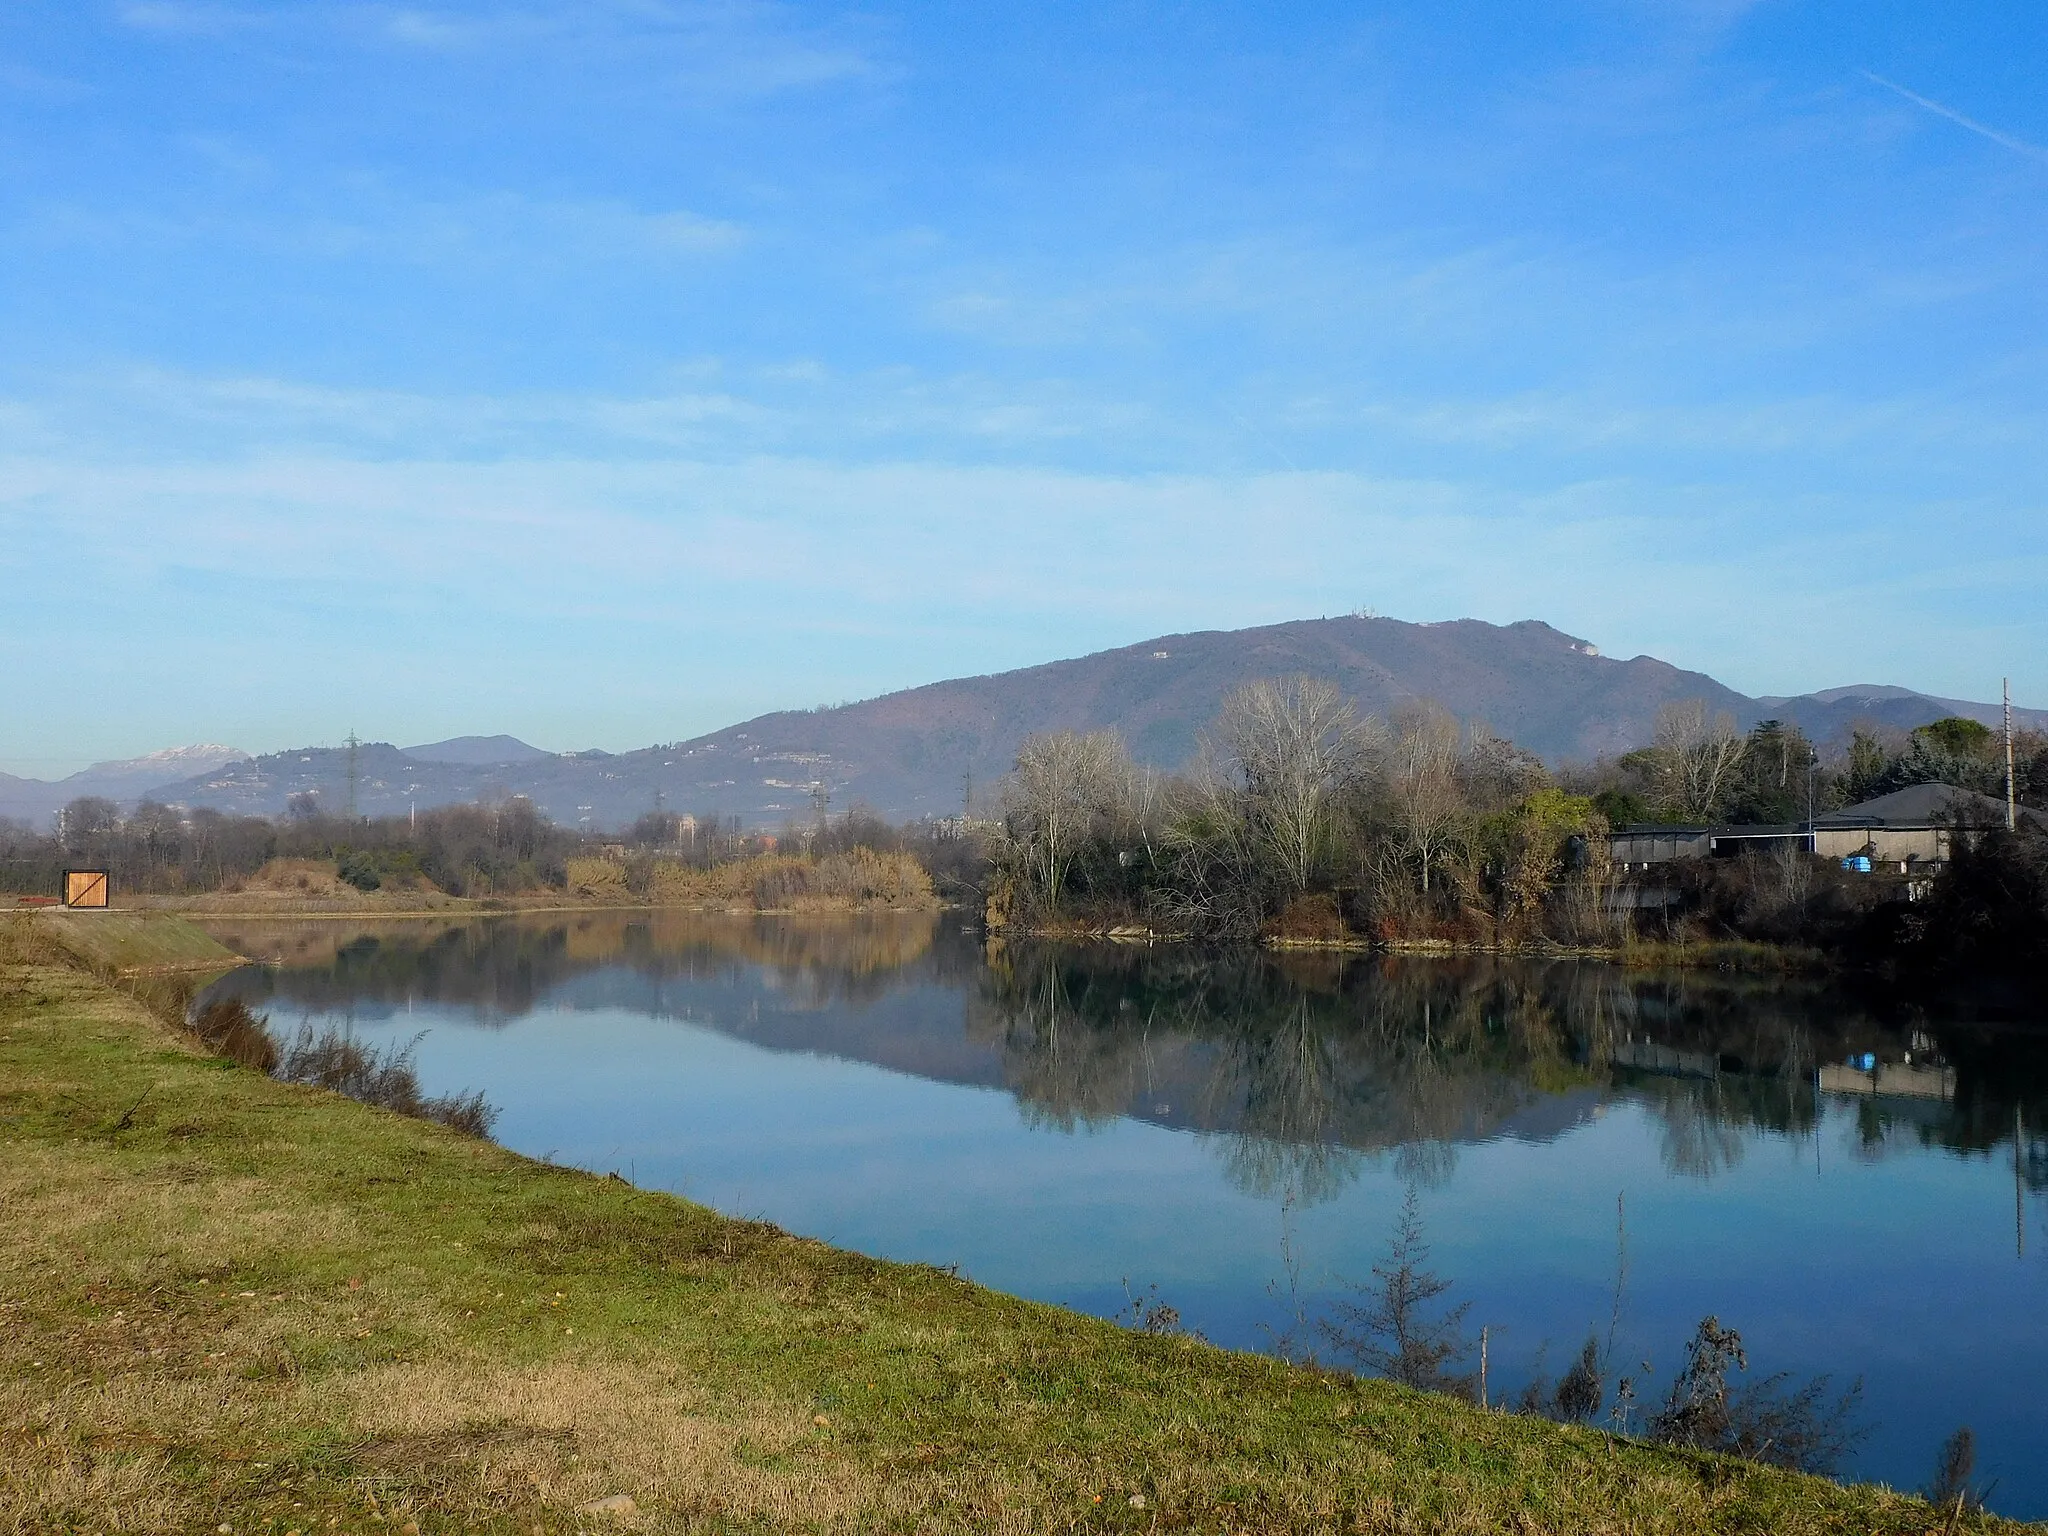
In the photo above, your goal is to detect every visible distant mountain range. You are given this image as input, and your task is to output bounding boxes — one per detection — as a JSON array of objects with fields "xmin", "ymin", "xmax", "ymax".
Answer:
[
  {"xmin": 5, "ymin": 616, "xmax": 2040, "ymax": 831},
  {"xmin": 0, "ymin": 745, "xmax": 250, "ymax": 828}
]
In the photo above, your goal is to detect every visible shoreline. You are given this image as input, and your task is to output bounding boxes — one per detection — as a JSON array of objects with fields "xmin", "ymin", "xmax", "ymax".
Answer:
[
  {"xmin": 992, "ymin": 919, "xmax": 1823, "ymax": 971},
  {"xmin": 86, "ymin": 896, "xmax": 950, "ymax": 920},
  {"xmin": 0, "ymin": 912, "xmax": 1973, "ymax": 1534},
  {"xmin": 42, "ymin": 901, "xmax": 1831, "ymax": 983}
]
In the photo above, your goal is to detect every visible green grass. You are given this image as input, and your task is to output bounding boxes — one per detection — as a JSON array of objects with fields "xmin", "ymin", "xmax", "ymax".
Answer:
[
  {"xmin": 34, "ymin": 909, "xmax": 241, "ymax": 975},
  {"xmin": 0, "ymin": 915, "xmax": 2008, "ymax": 1535}
]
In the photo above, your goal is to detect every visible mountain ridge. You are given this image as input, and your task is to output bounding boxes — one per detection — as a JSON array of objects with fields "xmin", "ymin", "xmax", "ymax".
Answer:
[
  {"xmin": 0, "ymin": 744, "xmax": 250, "ymax": 828},
  {"xmin": 401, "ymin": 735, "xmax": 553, "ymax": 766},
  {"xmin": 7, "ymin": 616, "xmax": 2040, "ymax": 830}
]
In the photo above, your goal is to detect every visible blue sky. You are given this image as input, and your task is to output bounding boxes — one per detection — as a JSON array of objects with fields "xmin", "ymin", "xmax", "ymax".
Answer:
[{"xmin": 3, "ymin": 1, "xmax": 2045, "ymax": 773}]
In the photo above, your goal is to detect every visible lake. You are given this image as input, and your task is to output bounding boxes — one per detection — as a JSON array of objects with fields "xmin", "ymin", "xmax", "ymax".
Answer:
[{"xmin": 195, "ymin": 911, "xmax": 2048, "ymax": 1517}]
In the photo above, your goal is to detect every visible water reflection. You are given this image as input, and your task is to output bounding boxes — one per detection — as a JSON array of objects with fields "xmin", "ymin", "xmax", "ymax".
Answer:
[
  {"xmin": 201, "ymin": 914, "xmax": 2048, "ymax": 1194},
  {"xmin": 195, "ymin": 913, "xmax": 2048, "ymax": 1515}
]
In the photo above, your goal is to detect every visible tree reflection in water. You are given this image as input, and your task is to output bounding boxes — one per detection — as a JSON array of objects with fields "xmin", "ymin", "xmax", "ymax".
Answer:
[
  {"xmin": 974, "ymin": 941, "xmax": 2048, "ymax": 1194},
  {"xmin": 196, "ymin": 913, "xmax": 2048, "ymax": 1190}
]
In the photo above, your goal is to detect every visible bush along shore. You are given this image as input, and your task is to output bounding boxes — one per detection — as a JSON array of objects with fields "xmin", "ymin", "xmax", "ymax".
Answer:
[{"xmin": 0, "ymin": 911, "xmax": 2010, "ymax": 1534}]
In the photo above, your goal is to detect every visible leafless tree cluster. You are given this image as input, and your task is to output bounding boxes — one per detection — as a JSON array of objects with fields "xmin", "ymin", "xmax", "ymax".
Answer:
[
  {"xmin": 1649, "ymin": 701, "xmax": 1748, "ymax": 822},
  {"xmin": 999, "ymin": 730, "xmax": 1137, "ymax": 912},
  {"xmin": 987, "ymin": 677, "xmax": 1612, "ymax": 943}
]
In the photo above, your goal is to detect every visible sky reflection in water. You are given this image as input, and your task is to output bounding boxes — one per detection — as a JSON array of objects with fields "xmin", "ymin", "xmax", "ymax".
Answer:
[{"xmin": 200, "ymin": 913, "xmax": 2048, "ymax": 1516}]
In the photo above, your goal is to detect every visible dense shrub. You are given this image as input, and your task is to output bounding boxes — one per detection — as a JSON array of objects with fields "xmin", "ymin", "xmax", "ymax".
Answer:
[
  {"xmin": 1862, "ymin": 824, "xmax": 2048, "ymax": 993},
  {"xmin": 336, "ymin": 851, "xmax": 382, "ymax": 891}
]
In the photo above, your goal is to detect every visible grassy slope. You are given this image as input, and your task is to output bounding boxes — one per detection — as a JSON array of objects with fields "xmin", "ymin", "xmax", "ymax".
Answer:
[
  {"xmin": 36, "ymin": 910, "xmax": 241, "ymax": 974},
  {"xmin": 0, "ymin": 919, "xmax": 1999, "ymax": 1536}
]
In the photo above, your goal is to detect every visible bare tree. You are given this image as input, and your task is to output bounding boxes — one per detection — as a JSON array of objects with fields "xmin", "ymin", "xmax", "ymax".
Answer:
[
  {"xmin": 1385, "ymin": 703, "xmax": 1465, "ymax": 894},
  {"xmin": 1926, "ymin": 1427, "xmax": 1987, "ymax": 1516},
  {"xmin": 1155, "ymin": 752, "xmax": 1266, "ymax": 936},
  {"xmin": 1217, "ymin": 676, "xmax": 1377, "ymax": 892},
  {"xmin": 1652, "ymin": 700, "xmax": 1747, "ymax": 822},
  {"xmin": 129, "ymin": 799, "xmax": 181, "ymax": 878},
  {"xmin": 1461, "ymin": 721, "xmax": 1548, "ymax": 812},
  {"xmin": 1000, "ymin": 730, "xmax": 1133, "ymax": 909},
  {"xmin": 60, "ymin": 795, "xmax": 119, "ymax": 847},
  {"xmin": 1647, "ymin": 1314, "xmax": 1865, "ymax": 1476}
]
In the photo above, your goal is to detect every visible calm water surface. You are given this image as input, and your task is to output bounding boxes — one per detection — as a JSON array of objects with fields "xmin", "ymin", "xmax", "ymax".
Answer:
[{"xmin": 198, "ymin": 913, "xmax": 2048, "ymax": 1516}]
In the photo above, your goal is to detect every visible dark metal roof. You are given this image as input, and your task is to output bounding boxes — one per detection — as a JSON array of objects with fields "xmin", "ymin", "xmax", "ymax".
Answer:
[{"xmin": 1815, "ymin": 781, "xmax": 2031, "ymax": 830}]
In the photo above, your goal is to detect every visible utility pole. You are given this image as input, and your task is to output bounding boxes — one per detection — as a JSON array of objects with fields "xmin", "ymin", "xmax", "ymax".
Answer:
[
  {"xmin": 1806, "ymin": 746, "xmax": 1818, "ymax": 853},
  {"xmin": 2006, "ymin": 678, "xmax": 2017, "ymax": 832},
  {"xmin": 345, "ymin": 730, "xmax": 361, "ymax": 822}
]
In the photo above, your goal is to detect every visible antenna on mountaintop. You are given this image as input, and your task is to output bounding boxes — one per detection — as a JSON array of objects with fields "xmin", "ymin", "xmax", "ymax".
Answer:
[
  {"xmin": 345, "ymin": 730, "xmax": 361, "ymax": 822},
  {"xmin": 2005, "ymin": 679, "xmax": 2017, "ymax": 832}
]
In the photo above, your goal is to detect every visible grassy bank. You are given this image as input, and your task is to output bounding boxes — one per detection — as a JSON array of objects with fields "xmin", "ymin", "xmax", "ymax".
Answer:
[
  {"xmin": 0, "ymin": 918, "xmax": 1998, "ymax": 1535},
  {"xmin": 33, "ymin": 910, "xmax": 242, "ymax": 976}
]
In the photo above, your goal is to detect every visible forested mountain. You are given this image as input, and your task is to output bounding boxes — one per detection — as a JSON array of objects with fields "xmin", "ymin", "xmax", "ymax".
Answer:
[{"xmin": 15, "ymin": 616, "xmax": 2043, "ymax": 830}]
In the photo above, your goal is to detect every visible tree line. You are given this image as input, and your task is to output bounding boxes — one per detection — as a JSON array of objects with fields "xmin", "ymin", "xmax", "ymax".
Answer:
[
  {"xmin": 987, "ymin": 678, "xmax": 2048, "ymax": 955},
  {"xmin": 0, "ymin": 789, "xmax": 981, "ymax": 905},
  {"xmin": 1592, "ymin": 702, "xmax": 2048, "ymax": 826},
  {"xmin": 3, "ymin": 796, "xmax": 648, "ymax": 898}
]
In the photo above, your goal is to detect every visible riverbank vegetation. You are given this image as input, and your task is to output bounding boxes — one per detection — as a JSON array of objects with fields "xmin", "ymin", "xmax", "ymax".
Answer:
[
  {"xmin": 1, "ymin": 796, "xmax": 954, "ymax": 914},
  {"xmin": 0, "ymin": 915, "xmax": 1995, "ymax": 1534},
  {"xmin": 565, "ymin": 846, "xmax": 934, "ymax": 912},
  {"xmin": 983, "ymin": 680, "xmax": 2048, "ymax": 987},
  {"xmin": 1298, "ymin": 1189, "xmax": 1867, "ymax": 1479},
  {"xmin": 8, "ymin": 680, "xmax": 2046, "ymax": 977}
]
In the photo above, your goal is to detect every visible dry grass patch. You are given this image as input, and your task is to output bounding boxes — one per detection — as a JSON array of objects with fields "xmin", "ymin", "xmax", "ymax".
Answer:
[{"xmin": 343, "ymin": 1360, "xmax": 923, "ymax": 1528}]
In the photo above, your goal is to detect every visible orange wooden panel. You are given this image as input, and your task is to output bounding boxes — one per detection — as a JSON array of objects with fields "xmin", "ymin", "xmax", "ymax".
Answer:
[{"xmin": 64, "ymin": 871, "xmax": 108, "ymax": 908}]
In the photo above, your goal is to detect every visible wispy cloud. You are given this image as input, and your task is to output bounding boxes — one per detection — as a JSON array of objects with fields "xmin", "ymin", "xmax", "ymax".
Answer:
[
  {"xmin": 111, "ymin": 1, "xmax": 886, "ymax": 97},
  {"xmin": 1862, "ymin": 72, "xmax": 2048, "ymax": 164},
  {"xmin": 114, "ymin": 2, "xmax": 265, "ymax": 35},
  {"xmin": 14, "ymin": 184, "xmax": 747, "ymax": 268},
  {"xmin": 0, "ymin": 61, "xmax": 93, "ymax": 101}
]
